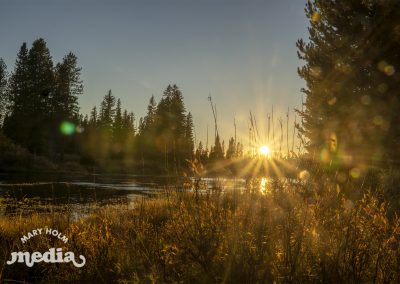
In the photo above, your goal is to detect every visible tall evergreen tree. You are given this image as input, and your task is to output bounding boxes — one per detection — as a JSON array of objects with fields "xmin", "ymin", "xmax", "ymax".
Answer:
[
  {"xmin": 80, "ymin": 106, "xmax": 99, "ymax": 164},
  {"xmin": 112, "ymin": 99, "xmax": 125, "ymax": 158},
  {"xmin": 4, "ymin": 39, "xmax": 55, "ymax": 155},
  {"xmin": 122, "ymin": 110, "xmax": 136, "ymax": 160},
  {"xmin": 113, "ymin": 98, "xmax": 123, "ymax": 141},
  {"xmin": 95, "ymin": 90, "xmax": 116, "ymax": 161},
  {"xmin": 128, "ymin": 111, "xmax": 136, "ymax": 135},
  {"xmin": 3, "ymin": 43, "xmax": 30, "ymax": 144},
  {"xmin": 99, "ymin": 89, "xmax": 116, "ymax": 130},
  {"xmin": 27, "ymin": 38, "xmax": 55, "ymax": 155},
  {"xmin": 27, "ymin": 38, "xmax": 54, "ymax": 115},
  {"xmin": 138, "ymin": 117, "xmax": 145, "ymax": 135},
  {"xmin": 52, "ymin": 52, "xmax": 83, "ymax": 160},
  {"xmin": 137, "ymin": 96, "xmax": 158, "ymax": 167},
  {"xmin": 81, "ymin": 114, "xmax": 89, "ymax": 127},
  {"xmin": 297, "ymin": 1, "xmax": 400, "ymax": 168},
  {"xmin": 136, "ymin": 85, "xmax": 193, "ymax": 172},
  {"xmin": 195, "ymin": 141, "xmax": 209, "ymax": 164},
  {"xmin": 53, "ymin": 52, "xmax": 83, "ymax": 119},
  {"xmin": 184, "ymin": 112, "xmax": 195, "ymax": 159},
  {"xmin": 122, "ymin": 110, "xmax": 135, "ymax": 138},
  {"xmin": 144, "ymin": 95, "xmax": 156, "ymax": 130},
  {"xmin": 226, "ymin": 137, "xmax": 236, "ymax": 159},
  {"xmin": 0, "ymin": 59, "xmax": 7, "ymax": 126},
  {"xmin": 156, "ymin": 84, "xmax": 189, "ymax": 170},
  {"xmin": 89, "ymin": 106, "xmax": 98, "ymax": 126},
  {"xmin": 209, "ymin": 134, "xmax": 224, "ymax": 162}
]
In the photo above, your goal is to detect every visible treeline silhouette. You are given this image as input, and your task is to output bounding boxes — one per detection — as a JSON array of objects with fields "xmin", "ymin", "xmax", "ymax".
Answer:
[
  {"xmin": 80, "ymin": 85, "xmax": 197, "ymax": 173},
  {"xmin": 2, "ymin": 39, "xmax": 82, "ymax": 160},
  {"xmin": 0, "ymin": 39, "xmax": 248, "ymax": 174}
]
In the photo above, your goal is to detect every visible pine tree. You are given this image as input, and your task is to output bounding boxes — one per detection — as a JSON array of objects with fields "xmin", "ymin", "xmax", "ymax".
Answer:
[
  {"xmin": 80, "ymin": 106, "xmax": 99, "ymax": 164},
  {"xmin": 89, "ymin": 106, "xmax": 98, "ymax": 126},
  {"xmin": 122, "ymin": 110, "xmax": 136, "ymax": 159},
  {"xmin": 122, "ymin": 110, "xmax": 135, "ymax": 136},
  {"xmin": 137, "ymin": 85, "xmax": 192, "ymax": 172},
  {"xmin": 82, "ymin": 114, "xmax": 89, "ymax": 127},
  {"xmin": 99, "ymin": 89, "xmax": 116, "ymax": 129},
  {"xmin": 196, "ymin": 141, "xmax": 204, "ymax": 161},
  {"xmin": 156, "ymin": 84, "xmax": 189, "ymax": 170},
  {"xmin": 144, "ymin": 95, "xmax": 156, "ymax": 130},
  {"xmin": 136, "ymin": 96, "xmax": 158, "ymax": 168},
  {"xmin": 184, "ymin": 112, "xmax": 194, "ymax": 159},
  {"xmin": 28, "ymin": 39, "xmax": 55, "ymax": 155},
  {"xmin": 3, "ymin": 43, "xmax": 30, "ymax": 144},
  {"xmin": 4, "ymin": 39, "xmax": 55, "ymax": 155},
  {"xmin": 236, "ymin": 142, "xmax": 244, "ymax": 157},
  {"xmin": 53, "ymin": 52, "xmax": 83, "ymax": 119},
  {"xmin": 113, "ymin": 98, "xmax": 123, "ymax": 143},
  {"xmin": 226, "ymin": 137, "xmax": 236, "ymax": 159},
  {"xmin": 107, "ymin": 98, "xmax": 122, "ymax": 157},
  {"xmin": 138, "ymin": 117, "xmax": 145, "ymax": 135},
  {"xmin": 209, "ymin": 134, "xmax": 224, "ymax": 162},
  {"xmin": 0, "ymin": 59, "xmax": 7, "ymax": 126},
  {"xmin": 129, "ymin": 112, "xmax": 136, "ymax": 135},
  {"xmin": 27, "ymin": 39, "xmax": 55, "ymax": 115},
  {"xmin": 95, "ymin": 90, "xmax": 115, "ymax": 161},
  {"xmin": 52, "ymin": 52, "xmax": 83, "ymax": 160},
  {"xmin": 297, "ymin": 1, "xmax": 400, "ymax": 168}
]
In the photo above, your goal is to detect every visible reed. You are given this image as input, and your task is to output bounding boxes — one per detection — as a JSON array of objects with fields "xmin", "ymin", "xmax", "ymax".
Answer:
[{"xmin": 0, "ymin": 177, "xmax": 398, "ymax": 283}]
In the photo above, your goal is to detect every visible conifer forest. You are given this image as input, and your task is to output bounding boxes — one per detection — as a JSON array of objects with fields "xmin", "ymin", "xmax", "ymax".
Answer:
[{"xmin": 1, "ymin": 1, "xmax": 400, "ymax": 282}]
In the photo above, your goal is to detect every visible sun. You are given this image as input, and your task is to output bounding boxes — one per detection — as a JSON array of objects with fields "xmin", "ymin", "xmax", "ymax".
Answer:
[{"xmin": 259, "ymin": 145, "xmax": 270, "ymax": 156}]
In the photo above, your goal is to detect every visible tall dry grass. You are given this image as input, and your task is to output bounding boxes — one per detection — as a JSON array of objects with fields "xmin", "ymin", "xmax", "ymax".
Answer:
[{"xmin": 0, "ymin": 177, "xmax": 399, "ymax": 283}]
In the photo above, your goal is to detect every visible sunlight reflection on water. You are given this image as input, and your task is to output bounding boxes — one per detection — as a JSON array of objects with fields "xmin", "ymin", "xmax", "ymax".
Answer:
[{"xmin": 260, "ymin": 177, "xmax": 270, "ymax": 195}]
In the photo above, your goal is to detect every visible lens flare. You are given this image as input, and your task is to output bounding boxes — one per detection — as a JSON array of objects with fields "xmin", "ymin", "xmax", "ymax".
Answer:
[
  {"xmin": 60, "ymin": 121, "xmax": 75, "ymax": 136},
  {"xmin": 76, "ymin": 125, "xmax": 85, "ymax": 134}
]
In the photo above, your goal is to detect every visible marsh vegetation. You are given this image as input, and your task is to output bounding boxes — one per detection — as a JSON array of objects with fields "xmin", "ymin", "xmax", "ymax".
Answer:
[
  {"xmin": 1, "ymin": 175, "xmax": 399, "ymax": 283},
  {"xmin": 1, "ymin": 0, "xmax": 400, "ymax": 282}
]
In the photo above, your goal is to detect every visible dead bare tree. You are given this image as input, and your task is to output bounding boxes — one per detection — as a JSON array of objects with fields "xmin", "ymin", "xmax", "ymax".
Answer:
[
  {"xmin": 292, "ymin": 113, "xmax": 297, "ymax": 155},
  {"xmin": 278, "ymin": 117, "xmax": 283, "ymax": 157},
  {"xmin": 234, "ymin": 117, "xmax": 237, "ymax": 144},
  {"xmin": 208, "ymin": 95, "xmax": 218, "ymax": 140},
  {"xmin": 267, "ymin": 113, "xmax": 271, "ymax": 144},
  {"xmin": 286, "ymin": 107, "xmax": 289, "ymax": 157},
  {"xmin": 272, "ymin": 105, "xmax": 275, "ymax": 156}
]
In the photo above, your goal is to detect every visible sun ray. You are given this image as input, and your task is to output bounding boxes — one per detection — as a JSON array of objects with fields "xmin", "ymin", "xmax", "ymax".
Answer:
[{"xmin": 237, "ymin": 157, "xmax": 259, "ymax": 178}]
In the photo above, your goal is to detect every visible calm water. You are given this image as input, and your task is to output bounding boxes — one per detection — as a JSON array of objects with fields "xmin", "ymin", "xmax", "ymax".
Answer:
[
  {"xmin": 0, "ymin": 173, "xmax": 248, "ymax": 215},
  {"xmin": 0, "ymin": 173, "xmax": 179, "ymax": 214}
]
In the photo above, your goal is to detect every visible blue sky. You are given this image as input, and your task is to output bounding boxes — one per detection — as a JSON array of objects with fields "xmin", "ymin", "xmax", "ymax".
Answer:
[{"xmin": 1, "ymin": 0, "xmax": 309, "ymax": 148}]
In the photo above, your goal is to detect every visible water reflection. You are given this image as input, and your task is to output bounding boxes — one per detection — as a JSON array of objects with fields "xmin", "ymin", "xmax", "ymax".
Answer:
[
  {"xmin": 0, "ymin": 181, "xmax": 153, "ymax": 204},
  {"xmin": 0, "ymin": 173, "xmax": 170, "ymax": 215},
  {"xmin": 0, "ymin": 173, "xmax": 276, "ymax": 215},
  {"xmin": 260, "ymin": 177, "xmax": 270, "ymax": 194}
]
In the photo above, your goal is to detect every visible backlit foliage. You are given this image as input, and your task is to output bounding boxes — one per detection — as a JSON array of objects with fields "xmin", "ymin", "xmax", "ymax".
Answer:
[{"xmin": 0, "ymin": 179, "xmax": 399, "ymax": 282}]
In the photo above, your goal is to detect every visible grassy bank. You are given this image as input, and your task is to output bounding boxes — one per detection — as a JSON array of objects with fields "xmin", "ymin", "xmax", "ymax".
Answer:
[{"xmin": 0, "ymin": 178, "xmax": 399, "ymax": 283}]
